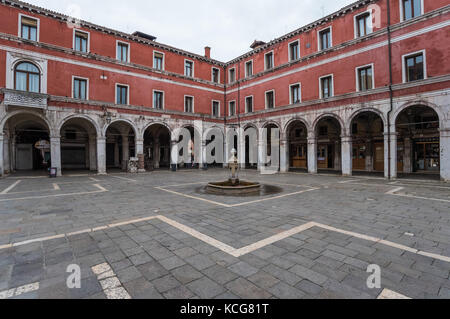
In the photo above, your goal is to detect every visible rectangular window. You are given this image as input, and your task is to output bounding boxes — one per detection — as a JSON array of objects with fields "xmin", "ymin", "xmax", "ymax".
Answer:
[
  {"xmin": 245, "ymin": 61, "xmax": 253, "ymax": 77},
  {"xmin": 320, "ymin": 76, "xmax": 333, "ymax": 98},
  {"xmin": 21, "ymin": 16, "xmax": 38, "ymax": 41},
  {"xmin": 212, "ymin": 68, "xmax": 220, "ymax": 83},
  {"xmin": 402, "ymin": 0, "xmax": 422, "ymax": 21},
  {"xmin": 153, "ymin": 91, "xmax": 164, "ymax": 109},
  {"xmin": 245, "ymin": 96, "xmax": 253, "ymax": 113},
  {"xmin": 229, "ymin": 68, "xmax": 236, "ymax": 83},
  {"xmin": 265, "ymin": 91, "xmax": 275, "ymax": 109},
  {"xmin": 290, "ymin": 84, "xmax": 301, "ymax": 104},
  {"xmin": 405, "ymin": 53, "xmax": 424, "ymax": 82},
  {"xmin": 356, "ymin": 13, "xmax": 371, "ymax": 37},
  {"xmin": 357, "ymin": 66, "xmax": 373, "ymax": 91},
  {"xmin": 212, "ymin": 101, "xmax": 220, "ymax": 117},
  {"xmin": 154, "ymin": 52, "xmax": 164, "ymax": 70},
  {"xmin": 73, "ymin": 78, "xmax": 88, "ymax": 100},
  {"xmin": 117, "ymin": 42, "xmax": 129, "ymax": 62},
  {"xmin": 289, "ymin": 41, "xmax": 300, "ymax": 61},
  {"xmin": 184, "ymin": 96, "xmax": 194, "ymax": 113},
  {"xmin": 319, "ymin": 28, "xmax": 331, "ymax": 51},
  {"xmin": 229, "ymin": 101, "xmax": 236, "ymax": 116},
  {"xmin": 116, "ymin": 85, "xmax": 128, "ymax": 105},
  {"xmin": 265, "ymin": 52, "xmax": 274, "ymax": 70},
  {"xmin": 74, "ymin": 31, "xmax": 89, "ymax": 52},
  {"xmin": 185, "ymin": 60, "xmax": 194, "ymax": 77}
]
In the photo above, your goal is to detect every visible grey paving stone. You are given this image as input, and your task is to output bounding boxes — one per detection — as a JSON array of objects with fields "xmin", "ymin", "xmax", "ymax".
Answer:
[
  {"xmin": 268, "ymin": 281, "xmax": 305, "ymax": 299},
  {"xmin": 203, "ymin": 264, "xmax": 239, "ymax": 285},
  {"xmin": 116, "ymin": 266, "xmax": 142, "ymax": 284},
  {"xmin": 225, "ymin": 278, "xmax": 272, "ymax": 299},
  {"xmin": 170, "ymin": 264, "xmax": 204, "ymax": 285},
  {"xmin": 152, "ymin": 275, "xmax": 182, "ymax": 293},
  {"xmin": 163, "ymin": 285, "xmax": 196, "ymax": 299},
  {"xmin": 295, "ymin": 280, "xmax": 323, "ymax": 295},
  {"xmin": 262, "ymin": 264, "xmax": 302, "ymax": 286},
  {"xmin": 185, "ymin": 254, "xmax": 216, "ymax": 271},
  {"xmin": 289, "ymin": 264, "xmax": 328, "ymax": 286},
  {"xmin": 123, "ymin": 277, "xmax": 163, "ymax": 299},
  {"xmin": 68, "ymin": 276, "xmax": 103, "ymax": 299},
  {"xmin": 129, "ymin": 252, "xmax": 153, "ymax": 266},
  {"xmin": 137, "ymin": 261, "xmax": 169, "ymax": 281},
  {"xmin": 159, "ymin": 255, "xmax": 186, "ymax": 271},
  {"xmin": 247, "ymin": 271, "xmax": 280, "ymax": 290},
  {"xmin": 187, "ymin": 277, "xmax": 226, "ymax": 299},
  {"xmin": 228, "ymin": 262, "xmax": 259, "ymax": 278}
]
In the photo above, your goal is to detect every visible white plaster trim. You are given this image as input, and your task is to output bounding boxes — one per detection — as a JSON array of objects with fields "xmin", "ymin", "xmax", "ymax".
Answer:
[
  {"xmin": 245, "ymin": 59, "xmax": 253, "ymax": 78},
  {"xmin": 72, "ymin": 29, "xmax": 90, "ymax": 53},
  {"xmin": 355, "ymin": 63, "xmax": 375, "ymax": 92},
  {"xmin": 184, "ymin": 95, "xmax": 194, "ymax": 113},
  {"xmin": 402, "ymin": 49, "xmax": 427, "ymax": 83},
  {"xmin": 115, "ymin": 83, "xmax": 130, "ymax": 105},
  {"xmin": 245, "ymin": 95, "xmax": 254, "ymax": 113},
  {"xmin": 289, "ymin": 82, "xmax": 302, "ymax": 104},
  {"xmin": 288, "ymin": 39, "xmax": 300, "ymax": 61},
  {"xmin": 71, "ymin": 75, "xmax": 89, "ymax": 100},
  {"xmin": 0, "ymin": 45, "xmax": 224, "ymax": 94},
  {"xmin": 317, "ymin": 26, "xmax": 332, "ymax": 51},
  {"xmin": 152, "ymin": 89, "xmax": 165, "ymax": 110},
  {"xmin": 228, "ymin": 100, "xmax": 236, "ymax": 116},
  {"xmin": 6, "ymin": 51, "xmax": 48, "ymax": 94},
  {"xmin": 152, "ymin": 50, "xmax": 165, "ymax": 71},
  {"xmin": 116, "ymin": 40, "xmax": 130, "ymax": 62},
  {"xmin": 211, "ymin": 67, "xmax": 220, "ymax": 84},
  {"xmin": 265, "ymin": 89, "xmax": 275, "ymax": 109},
  {"xmin": 399, "ymin": 0, "xmax": 424, "ymax": 22},
  {"xmin": 226, "ymin": 20, "xmax": 450, "ymax": 94},
  {"xmin": 211, "ymin": 100, "xmax": 221, "ymax": 117},
  {"xmin": 228, "ymin": 67, "xmax": 236, "ymax": 84},
  {"xmin": 264, "ymin": 50, "xmax": 274, "ymax": 70},
  {"xmin": 18, "ymin": 13, "xmax": 40, "ymax": 42}
]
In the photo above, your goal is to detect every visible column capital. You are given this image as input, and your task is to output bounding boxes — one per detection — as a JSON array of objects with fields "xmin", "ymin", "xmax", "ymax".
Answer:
[
  {"xmin": 97, "ymin": 137, "xmax": 106, "ymax": 142},
  {"xmin": 341, "ymin": 135, "xmax": 352, "ymax": 142},
  {"xmin": 50, "ymin": 135, "xmax": 61, "ymax": 140}
]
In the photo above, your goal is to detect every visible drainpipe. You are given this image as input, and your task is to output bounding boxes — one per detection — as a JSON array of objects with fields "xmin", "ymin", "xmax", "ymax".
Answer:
[{"xmin": 387, "ymin": 0, "xmax": 394, "ymax": 179}]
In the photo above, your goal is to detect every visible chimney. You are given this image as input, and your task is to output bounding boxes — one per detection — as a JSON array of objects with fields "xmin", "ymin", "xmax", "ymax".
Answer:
[{"xmin": 204, "ymin": 46, "xmax": 211, "ymax": 59}]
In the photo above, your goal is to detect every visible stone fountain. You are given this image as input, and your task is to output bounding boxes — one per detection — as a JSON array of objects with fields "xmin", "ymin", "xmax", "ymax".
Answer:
[{"xmin": 206, "ymin": 149, "xmax": 261, "ymax": 195}]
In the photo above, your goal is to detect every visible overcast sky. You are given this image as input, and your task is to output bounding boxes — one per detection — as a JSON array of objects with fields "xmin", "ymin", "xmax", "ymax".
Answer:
[{"xmin": 27, "ymin": 0, "xmax": 354, "ymax": 62}]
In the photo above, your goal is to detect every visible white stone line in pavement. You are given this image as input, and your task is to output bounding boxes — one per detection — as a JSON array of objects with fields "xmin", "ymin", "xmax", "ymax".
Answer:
[
  {"xmin": 89, "ymin": 177, "xmax": 101, "ymax": 182},
  {"xmin": 91, "ymin": 263, "xmax": 131, "ymax": 299},
  {"xmin": 155, "ymin": 186, "xmax": 232, "ymax": 207},
  {"xmin": 1, "ymin": 180, "xmax": 22, "ymax": 194},
  {"xmin": 0, "ymin": 282, "xmax": 39, "ymax": 299},
  {"xmin": 2, "ymin": 214, "xmax": 450, "ymax": 264},
  {"xmin": 0, "ymin": 184, "xmax": 108, "ymax": 202},
  {"xmin": 377, "ymin": 289, "xmax": 411, "ymax": 299},
  {"xmin": 53, "ymin": 183, "xmax": 60, "ymax": 191},
  {"xmin": 385, "ymin": 186, "xmax": 450, "ymax": 203},
  {"xmin": 229, "ymin": 188, "xmax": 320, "ymax": 208},
  {"xmin": 385, "ymin": 187, "xmax": 405, "ymax": 195}
]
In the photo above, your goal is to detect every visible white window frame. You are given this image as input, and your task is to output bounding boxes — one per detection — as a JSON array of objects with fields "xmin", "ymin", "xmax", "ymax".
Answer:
[
  {"xmin": 6, "ymin": 53, "xmax": 48, "ymax": 93},
  {"xmin": 116, "ymin": 40, "xmax": 130, "ymax": 62},
  {"xmin": 245, "ymin": 95, "xmax": 254, "ymax": 113},
  {"xmin": 73, "ymin": 29, "xmax": 90, "ymax": 53},
  {"xmin": 402, "ymin": 49, "xmax": 427, "ymax": 83},
  {"xmin": 152, "ymin": 89, "xmax": 165, "ymax": 109},
  {"xmin": 289, "ymin": 83, "xmax": 302, "ymax": 104},
  {"xmin": 228, "ymin": 67, "xmax": 236, "ymax": 84},
  {"xmin": 354, "ymin": 10, "xmax": 373, "ymax": 38},
  {"xmin": 264, "ymin": 50, "xmax": 274, "ymax": 70},
  {"xmin": 153, "ymin": 50, "xmax": 165, "ymax": 71},
  {"xmin": 72, "ymin": 76, "xmax": 89, "ymax": 100},
  {"xmin": 115, "ymin": 83, "xmax": 130, "ymax": 105},
  {"xmin": 184, "ymin": 95, "xmax": 194, "ymax": 113},
  {"xmin": 211, "ymin": 100, "xmax": 221, "ymax": 117},
  {"xmin": 317, "ymin": 26, "xmax": 332, "ymax": 51},
  {"xmin": 228, "ymin": 100, "xmax": 237, "ymax": 116},
  {"xmin": 245, "ymin": 60, "xmax": 253, "ymax": 78},
  {"xmin": 184, "ymin": 59, "xmax": 194, "ymax": 78},
  {"xmin": 288, "ymin": 40, "xmax": 300, "ymax": 62},
  {"xmin": 355, "ymin": 63, "xmax": 375, "ymax": 92},
  {"xmin": 211, "ymin": 67, "xmax": 220, "ymax": 84},
  {"xmin": 399, "ymin": 0, "xmax": 424, "ymax": 22},
  {"xmin": 319, "ymin": 74, "xmax": 334, "ymax": 99},
  {"xmin": 18, "ymin": 13, "xmax": 40, "ymax": 42},
  {"xmin": 265, "ymin": 89, "xmax": 275, "ymax": 109}
]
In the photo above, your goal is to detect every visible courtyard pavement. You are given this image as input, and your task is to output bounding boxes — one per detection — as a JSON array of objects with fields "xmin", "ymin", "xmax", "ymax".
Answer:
[{"xmin": 0, "ymin": 169, "xmax": 449, "ymax": 299}]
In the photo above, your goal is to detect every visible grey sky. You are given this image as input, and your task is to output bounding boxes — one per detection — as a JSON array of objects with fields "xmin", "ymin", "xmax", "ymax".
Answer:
[{"xmin": 27, "ymin": 0, "xmax": 354, "ymax": 62}]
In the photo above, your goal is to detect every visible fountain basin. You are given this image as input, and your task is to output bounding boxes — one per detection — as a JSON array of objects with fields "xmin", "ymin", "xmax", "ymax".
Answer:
[{"xmin": 206, "ymin": 180, "xmax": 261, "ymax": 195}]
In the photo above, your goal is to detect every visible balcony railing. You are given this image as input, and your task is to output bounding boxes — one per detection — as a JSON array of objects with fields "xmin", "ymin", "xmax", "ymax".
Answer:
[{"xmin": 3, "ymin": 89, "xmax": 48, "ymax": 109}]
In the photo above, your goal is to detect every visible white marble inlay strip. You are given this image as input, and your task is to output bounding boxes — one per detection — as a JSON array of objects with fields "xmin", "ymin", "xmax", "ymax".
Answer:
[
  {"xmin": 1, "ymin": 180, "xmax": 22, "ymax": 194},
  {"xmin": 53, "ymin": 183, "xmax": 61, "ymax": 191},
  {"xmin": 377, "ymin": 289, "xmax": 411, "ymax": 299},
  {"xmin": 91, "ymin": 262, "xmax": 131, "ymax": 299},
  {"xmin": 0, "ymin": 282, "xmax": 39, "ymax": 299},
  {"xmin": 110, "ymin": 176, "xmax": 138, "ymax": 182}
]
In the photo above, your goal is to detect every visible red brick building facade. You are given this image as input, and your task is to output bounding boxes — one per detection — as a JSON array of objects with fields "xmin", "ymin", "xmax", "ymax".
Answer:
[{"xmin": 0, "ymin": 0, "xmax": 449, "ymax": 180}]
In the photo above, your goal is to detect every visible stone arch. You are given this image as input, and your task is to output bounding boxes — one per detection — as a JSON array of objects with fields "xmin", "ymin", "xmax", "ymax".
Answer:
[
  {"xmin": 141, "ymin": 121, "xmax": 173, "ymax": 139},
  {"xmin": 392, "ymin": 100, "xmax": 444, "ymax": 128},
  {"xmin": 102, "ymin": 118, "xmax": 138, "ymax": 137},
  {"xmin": 347, "ymin": 108, "xmax": 387, "ymax": 133},
  {"xmin": 312, "ymin": 113, "xmax": 345, "ymax": 135},
  {"xmin": 57, "ymin": 114, "xmax": 101, "ymax": 137},
  {"xmin": 1, "ymin": 109, "xmax": 53, "ymax": 134},
  {"xmin": 284, "ymin": 118, "xmax": 311, "ymax": 136}
]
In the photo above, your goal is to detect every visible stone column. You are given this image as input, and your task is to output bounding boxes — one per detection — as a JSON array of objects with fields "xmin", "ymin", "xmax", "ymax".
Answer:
[
  {"xmin": 50, "ymin": 135, "xmax": 62, "ymax": 177},
  {"xmin": 238, "ymin": 130, "xmax": 246, "ymax": 169},
  {"xmin": 384, "ymin": 129, "xmax": 397, "ymax": 179},
  {"xmin": 136, "ymin": 138, "xmax": 145, "ymax": 172},
  {"xmin": 280, "ymin": 138, "xmax": 289, "ymax": 173},
  {"xmin": 365, "ymin": 139, "xmax": 372, "ymax": 172},
  {"xmin": 114, "ymin": 141, "xmax": 120, "ymax": 168},
  {"xmin": 154, "ymin": 142, "xmax": 160, "ymax": 169},
  {"xmin": 3, "ymin": 133, "xmax": 10, "ymax": 174},
  {"xmin": 440, "ymin": 128, "xmax": 450, "ymax": 182},
  {"xmin": 257, "ymin": 137, "xmax": 265, "ymax": 171},
  {"xmin": 170, "ymin": 137, "xmax": 178, "ymax": 171},
  {"xmin": 11, "ymin": 134, "xmax": 16, "ymax": 172},
  {"xmin": 0, "ymin": 133, "xmax": 4, "ymax": 177},
  {"xmin": 89, "ymin": 137, "xmax": 97, "ymax": 171},
  {"xmin": 200, "ymin": 139, "xmax": 207, "ymax": 170},
  {"xmin": 403, "ymin": 137, "xmax": 412, "ymax": 173},
  {"xmin": 307, "ymin": 132, "xmax": 317, "ymax": 174},
  {"xmin": 97, "ymin": 137, "xmax": 107, "ymax": 175},
  {"xmin": 341, "ymin": 135, "xmax": 352, "ymax": 176},
  {"xmin": 122, "ymin": 134, "xmax": 129, "ymax": 171}
]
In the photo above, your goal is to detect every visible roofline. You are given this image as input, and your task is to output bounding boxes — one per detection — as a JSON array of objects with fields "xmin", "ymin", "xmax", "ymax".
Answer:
[{"xmin": 2, "ymin": 0, "xmax": 226, "ymax": 66}]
